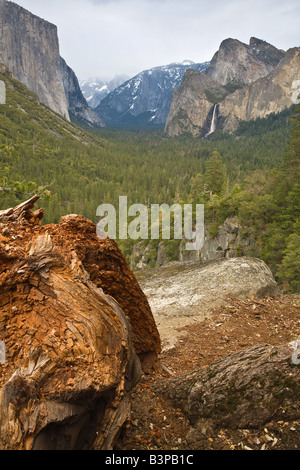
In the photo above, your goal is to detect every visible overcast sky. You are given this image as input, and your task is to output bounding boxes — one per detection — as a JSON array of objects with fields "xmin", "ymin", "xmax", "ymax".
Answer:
[{"xmin": 14, "ymin": 0, "xmax": 300, "ymax": 81}]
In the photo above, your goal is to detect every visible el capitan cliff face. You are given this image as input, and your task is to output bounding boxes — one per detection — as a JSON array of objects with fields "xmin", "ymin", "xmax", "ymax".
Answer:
[
  {"xmin": 0, "ymin": 1, "xmax": 103, "ymax": 126},
  {"xmin": 0, "ymin": 0, "xmax": 69, "ymax": 119}
]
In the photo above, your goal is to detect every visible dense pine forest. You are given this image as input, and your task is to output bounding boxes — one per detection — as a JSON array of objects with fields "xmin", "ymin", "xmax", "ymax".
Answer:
[{"xmin": 0, "ymin": 66, "xmax": 299, "ymax": 292}]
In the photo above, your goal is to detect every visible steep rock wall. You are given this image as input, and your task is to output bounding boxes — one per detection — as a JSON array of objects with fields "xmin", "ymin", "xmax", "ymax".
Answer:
[
  {"xmin": 165, "ymin": 71, "xmax": 225, "ymax": 137},
  {"xmin": 220, "ymin": 47, "xmax": 300, "ymax": 132},
  {"xmin": 165, "ymin": 39, "xmax": 299, "ymax": 137},
  {"xmin": 60, "ymin": 57, "xmax": 104, "ymax": 126},
  {"xmin": 0, "ymin": 1, "xmax": 103, "ymax": 126},
  {"xmin": 206, "ymin": 37, "xmax": 284, "ymax": 85},
  {"xmin": 0, "ymin": 0, "xmax": 69, "ymax": 119}
]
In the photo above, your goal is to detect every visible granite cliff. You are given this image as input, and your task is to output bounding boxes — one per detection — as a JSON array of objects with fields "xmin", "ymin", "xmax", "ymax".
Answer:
[
  {"xmin": 60, "ymin": 57, "xmax": 104, "ymax": 127},
  {"xmin": 220, "ymin": 47, "xmax": 300, "ymax": 132},
  {"xmin": 165, "ymin": 38, "xmax": 300, "ymax": 137},
  {"xmin": 0, "ymin": 1, "xmax": 103, "ymax": 126},
  {"xmin": 206, "ymin": 37, "xmax": 285, "ymax": 85},
  {"xmin": 129, "ymin": 216, "xmax": 257, "ymax": 272}
]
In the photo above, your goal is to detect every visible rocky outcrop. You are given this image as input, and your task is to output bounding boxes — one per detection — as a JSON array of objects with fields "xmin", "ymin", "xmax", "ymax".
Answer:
[
  {"xmin": 130, "ymin": 217, "xmax": 252, "ymax": 270},
  {"xmin": 0, "ymin": 1, "xmax": 103, "ymax": 126},
  {"xmin": 0, "ymin": 196, "xmax": 160, "ymax": 450},
  {"xmin": 136, "ymin": 257, "xmax": 279, "ymax": 350},
  {"xmin": 206, "ymin": 37, "xmax": 285, "ymax": 85},
  {"xmin": 154, "ymin": 342, "xmax": 300, "ymax": 433},
  {"xmin": 60, "ymin": 58, "xmax": 104, "ymax": 127},
  {"xmin": 180, "ymin": 216, "xmax": 251, "ymax": 263},
  {"xmin": 0, "ymin": 1, "xmax": 69, "ymax": 119},
  {"xmin": 164, "ymin": 70, "xmax": 226, "ymax": 137},
  {"xmin": 165, "ymin": 38, "xmax": 299, "ymax": 137},
  {"xmin": 220, "ymin": 47, "xmax": 300, "ymax": 132}
]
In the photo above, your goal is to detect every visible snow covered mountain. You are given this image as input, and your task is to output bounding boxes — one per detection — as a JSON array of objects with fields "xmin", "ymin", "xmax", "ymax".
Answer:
[
  {"xmin": 79, "ymin": 75, "xmax": 129, "ymax": 109},
  {"xmin": 94, "ymin": 61, "xmax": 210, "ymax": 129}
]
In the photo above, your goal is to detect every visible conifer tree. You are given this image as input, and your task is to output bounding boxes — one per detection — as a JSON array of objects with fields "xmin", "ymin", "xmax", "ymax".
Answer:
[
  {"xmin": 258, "ymin": 103, "xmax": 300, "ymax": 290},
  {"xmin": 205, "ymin": 150, "xmax": 227, "ymax": 196}
]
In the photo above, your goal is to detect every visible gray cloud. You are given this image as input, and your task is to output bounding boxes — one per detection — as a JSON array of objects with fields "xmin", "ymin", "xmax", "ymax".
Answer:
[{"xmin": 13, "ymin": 0, "xmax": 300, "ymax": 80}]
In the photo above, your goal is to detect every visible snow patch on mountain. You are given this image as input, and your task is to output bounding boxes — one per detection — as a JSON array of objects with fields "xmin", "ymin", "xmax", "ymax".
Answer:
[
  {"xmin": 95, "ymin": 61, "xmax": 210, "ymax": 128},
  {"xmin": 79, "ymin": 75, "xmax": 129, "ymax": 109}
]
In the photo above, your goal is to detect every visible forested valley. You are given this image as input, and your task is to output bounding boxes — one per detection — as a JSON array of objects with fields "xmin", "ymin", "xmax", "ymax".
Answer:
[{"xmin": 0, "ymin": 66, "xmax": 299, "ymax": 292}]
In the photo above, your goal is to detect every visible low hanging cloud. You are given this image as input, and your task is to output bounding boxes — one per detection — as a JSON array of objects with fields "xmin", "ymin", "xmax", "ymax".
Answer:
[{"xmin": 13, "ymin": 0, "xmax": 300, "ymax": 80}]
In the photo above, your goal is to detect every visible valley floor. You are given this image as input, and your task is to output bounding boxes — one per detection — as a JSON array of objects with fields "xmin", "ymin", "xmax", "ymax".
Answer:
[{"xmin": 116, "ymin": 294, "xmax": 300, "ymax": 451}]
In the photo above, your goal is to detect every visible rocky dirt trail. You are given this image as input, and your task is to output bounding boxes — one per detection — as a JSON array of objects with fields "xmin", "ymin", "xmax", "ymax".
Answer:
[{"xmin": 116, "ymin": 293, "xmax": 300, "ymax": 451}]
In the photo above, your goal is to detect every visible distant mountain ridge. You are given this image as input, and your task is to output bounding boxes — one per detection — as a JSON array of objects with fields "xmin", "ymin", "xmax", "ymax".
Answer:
[
  {"xmin": 80, "ymin": 75, "xmax": 129, "ymax": 109},
  {"xmin": 0, "ymin": 0, "xmax": 103, "ymax": 127},
  {"xmin": 165, "ymin": 37, "xmax": 300, "ymax": 137},
  {"xmin": 95, "ymin": 61, "xmax": 210, "ymax": 129},
  {"xmin": 94, "ymin": 36, "xmax": 297, "ymax": 131},
  {"xmin": 1, "ymin": 2, "xmax": 297, "ymax": 133}
]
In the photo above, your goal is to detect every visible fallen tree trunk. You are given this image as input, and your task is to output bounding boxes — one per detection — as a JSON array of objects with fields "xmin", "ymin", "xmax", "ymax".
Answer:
[
  {"xmin": 0, "ymin": 232, "xmax": 142, "ymax": 450},
  {"xmin": 0, "ymin": 196, "xmax": 161, "ymax": 449},
  {"xmin": 154, "ymin": 342, "xmax": 300, "ymax": 431}
]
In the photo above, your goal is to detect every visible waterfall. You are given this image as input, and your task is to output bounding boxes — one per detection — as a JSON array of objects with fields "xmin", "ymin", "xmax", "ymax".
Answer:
[{"xmin": 205, "ymin": 104, "xmax": 218, "ymax": 137}]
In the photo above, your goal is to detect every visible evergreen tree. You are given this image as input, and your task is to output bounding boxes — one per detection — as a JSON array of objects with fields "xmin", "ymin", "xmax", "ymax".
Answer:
[
  {"xmin": 260, "ymin": 103, "xmax": 300, "ymax": 290},
  {"xmin": 189, "ymin": 173, "xmax": 204, "ymax": 203},
  {"xmin": 276, "ymin": 227, "xmax": 300, "ymax": 293},
  {"xmin": 205, "ymin": 150, "xmax": 227, "ymax": 196}
]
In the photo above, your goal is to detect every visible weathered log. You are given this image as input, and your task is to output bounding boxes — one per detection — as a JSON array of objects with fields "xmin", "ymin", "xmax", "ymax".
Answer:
[
  {"xmin": 153, "ymin": 342, "xmax": 300, "ymax": 431},
  {"xmin": 0, "ymin": 196, "xmax": 161, "ymax": 370},
  {"xmin": 0, "ymin": 194, "xmax": 43, "ymax": 222},
  {"xmin": 40, "ymin": 213, "xmax": 161, "ymax": 371},
  {"xmin": 0, "ymin": 233, "xmax": 142, "ymax": 449},
  {"xmin": 0, "ymin": 196, "xmax": 161, "ymax": 449}
]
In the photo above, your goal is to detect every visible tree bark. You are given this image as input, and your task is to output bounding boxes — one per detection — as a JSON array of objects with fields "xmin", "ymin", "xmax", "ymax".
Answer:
[
  {"xmin": 154, "ymin": 342, "xmax": 300, "ymax": 429},
  {"xmin": 0, "ymin": 196, "xmax": 161, "ymax": 449}
]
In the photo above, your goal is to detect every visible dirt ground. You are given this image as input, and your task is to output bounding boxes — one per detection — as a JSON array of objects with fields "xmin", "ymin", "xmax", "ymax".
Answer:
[{"xmin": 116, "ymin": 294, "xmax": 300, "ymax": 451}]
